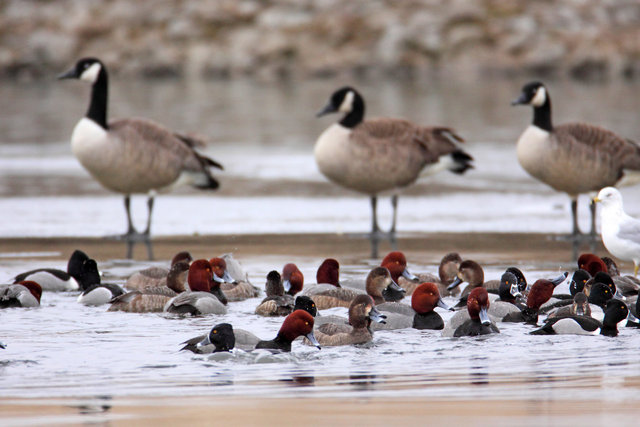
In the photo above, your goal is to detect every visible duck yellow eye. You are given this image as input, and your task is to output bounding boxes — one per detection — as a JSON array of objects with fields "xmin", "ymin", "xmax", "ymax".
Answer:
[
  {"xmin": 312, "ymin": 304, "xmax": 315, "ymax": 308},
  {"xmin": 213, "ymin": 330, "xmax": 217, "ymax": 334},
  {"xmin": 305, "ymin": 322, "xmax": 309, "ymax": 326}
]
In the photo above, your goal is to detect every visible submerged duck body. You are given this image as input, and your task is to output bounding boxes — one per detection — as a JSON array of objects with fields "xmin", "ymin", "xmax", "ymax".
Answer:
[
  {"xmin": 76, "ymin": 259, "xmax": 125, "ymax": 306},
  {"xmin": 447, "ymin": 288, "xmax": 500, "ymax": 337},
  {"xmin": 164, "ymin": 260, "xmax": 227, "ymax": 315}
]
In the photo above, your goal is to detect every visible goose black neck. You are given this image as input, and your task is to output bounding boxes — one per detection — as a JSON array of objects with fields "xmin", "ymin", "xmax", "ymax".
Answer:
[
  {"xmin": 87, "ymin": 68, "xmax": 109, "ymax": 129},
  {"xmin": 532, "ymin": 97, "xmax": 552, "ymax": 132},
  {"xmin": 339, "ymin": 94, "xmax": 365, "ymax": 128}
]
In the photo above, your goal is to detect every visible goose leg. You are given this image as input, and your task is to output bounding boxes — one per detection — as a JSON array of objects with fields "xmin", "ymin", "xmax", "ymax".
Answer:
[
  {"xmin": 370, "ymin": 196, "xmax": 379, "ymax": 235},
  {"xmin": 570, "ymin": 196, "xmax": 580, "ymax": 236},
  {"xmin": 124, "ymin": 195, "xmax": 137, "ymax": 237},
  {"xmin": 143, "ymin": 196, "xmax": 155, "ymax": 236},
  {"xmin": 390, "ymin": 194, "xmax": 399, "ymax": 235}
]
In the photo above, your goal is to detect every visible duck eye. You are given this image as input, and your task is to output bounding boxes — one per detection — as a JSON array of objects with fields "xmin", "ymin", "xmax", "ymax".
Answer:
[
  {"xmin": 213, "ymin": 330, "xmax": 217, "ymax": 334},
  {"xmin": 312, "ymin": 304, "xmax": 315, "ymax": 308},
  {"xmin": 305, "ymin": 322, "xmax": 309, "ymax": 326}
]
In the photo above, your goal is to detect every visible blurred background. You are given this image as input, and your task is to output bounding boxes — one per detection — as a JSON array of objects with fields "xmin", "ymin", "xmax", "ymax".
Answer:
[{"xmin": 0, "ymin": 0, "xmax": 639, "ymax": 238}]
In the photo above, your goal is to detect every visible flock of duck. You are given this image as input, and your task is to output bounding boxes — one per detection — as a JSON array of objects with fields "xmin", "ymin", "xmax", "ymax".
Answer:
[
  {"xmin": 2, "ymin": 248, "xmax": 638, "ymax": 353},
  {"xmin": 56, "ymin": 57, "xmax": 640, "ymax": 239}
]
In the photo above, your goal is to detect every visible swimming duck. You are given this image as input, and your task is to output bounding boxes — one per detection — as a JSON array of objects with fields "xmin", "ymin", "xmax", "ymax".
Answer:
[
  {"xmin": 447, "ymin": 260, "xmax": 486, "ymax": 307},
  {"xmin": 577, "ymin": 253, "xmax": 608, "ymax": 276},
  {"xmin": 305, "ymin": 266, "xmax": 404, "ymax": 310},
  {"xmin": 532, "ymin": 299, "xmax": 629, "ymax": 336},
  {"xmin": 58, "ymin": 58, "xmax": 222, "ymax": 239},
  {"xmin": 547, "ymin": 292, "xmax": 591, "ymax": 319},
  {"xmin": 12, "ymin": 250, "xmax": 88, "ymax": 292},
  {"xmin": 601, "ymin": 257, "xmax": 640, "ymax": 296},
  {"xmin": 181, "ymin": 323, "xmax": 235, "ymax": 354},
  {"xmin": 76, "ymin": 259, "xmax": 126, "ymax": 306},
  {"xmin": 282, "ymin": 263, "xmax": 304, "ymax": 296},
  {"xmin": 448, "ymin": 288, "xmax": 500, "ymax": 337},
  {"xmin": 315, "ymin": 86, "xmax": 472, "ymax": 235},
  {"xmin": 255, "ymin": 271, "xmax": 295, "ymax": 317},
  {"xmin": 569, "ymin": 269, "xmax": 592, "ymax": 296},
  {"xmin": 512, "ymin": 82, "xmax": 640, "ymax": 237},
  {"xmin": 502, "ymin": 275, "xmax": 567, "ymax": 324},
  {"xmin": 488, "ymin": 271, "xmax": 526, "ymax": 319},
  {"xmin": 164, "ymin": 259, "xmax": 228, "ymax": 315},
  {"xmin": 586, "ymin": 283, "xmax": 615, "ymax": 322},
  {"xmin": 251, "ymin": 310, "xmax": 321, "ymax": 352},
  {"xmin": 308, "ymin": 295, "xmax": 386, "ymax": 346},
  {"xmin": 125, "ymin": 251, "xmax": 192, "ymax": 291},
  {"xmin": 411, "ymin": 282, "xmax": 454, "ymax": 330},
  {"xmin": 380, "ymin": 251, "xmax": 420, "ymax": 294},
  {"xmin": 209, "ymin": 257, "xmax": 258, "ymax": 302},
  {"xmin": 0, "ymin": 281, "xmax": 42, "ymax": 308},
  {"xmin": 105, "ymin": 261, "xmax": 190, "ymax": 312}
]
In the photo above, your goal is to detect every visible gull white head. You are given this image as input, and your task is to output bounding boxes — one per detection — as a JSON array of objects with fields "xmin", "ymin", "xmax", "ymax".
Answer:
[{"xmin": 594, "ymin": 186, "xmax": 623, "ymax": 208}]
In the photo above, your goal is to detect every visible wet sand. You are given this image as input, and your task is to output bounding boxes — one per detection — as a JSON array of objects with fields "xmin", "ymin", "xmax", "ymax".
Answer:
[
  {"xmin": 1, "ymin": 395, "xmax": 636, "ymax": 426},
  {"xmin": 0, "ymin": 232, "xmax": 607, "ymax": 267}
]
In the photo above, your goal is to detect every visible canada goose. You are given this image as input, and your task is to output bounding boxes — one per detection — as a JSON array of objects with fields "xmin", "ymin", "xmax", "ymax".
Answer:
[
  {"xmin": 315, "ymin": 87, "xmax": 473, "ymax": 235},
  {"xmin": 512, "ymin": 81, "xmax": 640, "ymax": 237},
  {"xmin": 58, "ymin": 58, "xmax": 223, "ymax": 239}
]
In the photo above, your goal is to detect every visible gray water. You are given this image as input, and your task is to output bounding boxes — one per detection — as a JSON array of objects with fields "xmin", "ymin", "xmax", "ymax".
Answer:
[{"xmin": 1, "ymin": 77, "xmax": 640, "ymax": 404}]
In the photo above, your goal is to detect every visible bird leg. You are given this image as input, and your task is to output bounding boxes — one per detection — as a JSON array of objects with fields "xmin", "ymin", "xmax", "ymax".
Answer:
[
  {"xmin": 390, "ymin": 194, "xmax": 399, "ymax": 235},
  {"xmin": 634, "ymin": 263, "xmax": 639, "ymax": 277},
  {"xmin": 570, "ymin": 197, "xmax": 581, "ymax": 237},
  {"xmin": 370, "ymin": 196, "xmax": 379, "ymax": 235},
  {"xmin": 124, "ymin": 195, "xmax": 138, "ymax": 237},
  {"xmin": 143, "ymin": 196, "xmax": 155, "ymax": 236}
]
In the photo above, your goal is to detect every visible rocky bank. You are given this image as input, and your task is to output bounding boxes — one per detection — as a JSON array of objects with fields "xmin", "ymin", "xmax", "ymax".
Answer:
[{"xmin": 1, "ymin": 0, "xmax": 639, "ymax": 81}]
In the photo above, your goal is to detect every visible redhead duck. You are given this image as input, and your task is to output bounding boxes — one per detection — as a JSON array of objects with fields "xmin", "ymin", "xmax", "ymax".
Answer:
[
  {"xmin": 255, "ymin": 271, "xmax": 295, "ymax": 317},
  {"xmin": 547, "ymin": 292, "xmax": 591, "ymax": 319},
  {"xmin": 0, "ymin": 281, "xmax": 42, "ymax": 308},
  {"xmin": 12, "ymin": 250, "xmax": 89, "ymax": 292},
  {"xmin": 577, "ymin": 253, "xmax": 608, "ymax": 276},
  {"xmin": 255, "ymin": 310, "xmax": 321, "ymax": 352},
  {"xmin": 503, "ymin": 275, "xmax": 567, "ymax": 324},
  {"xmin": 309, "ymin": 295, "xmax": 386, "ymax": 347},
  {"xmin": 380, "ymin": 252, "xmax": 420, "ymax": 293},
  {"xmin": 449, "ymin": 288, "xmax": 500, "ymax": 337},
  {"xmin": 300, "ymin": 259, "xmax": 351, "ymax": 309},
  {"xmin": 532, "ymin": 299, "xmax": 629, "ymax": 336},
  {"xmin": 76, "ymin": 259, "xmax": 125, "ymax": 306},
  {"xmin": 164, "ymin": 260, "xmax": 227, "ymax": 315},
  {"xmin": 411, "ymin": 282, "xmax": 454, "ymax": 330},
  {"xmin": 181, "ymin": 323, "xmax": 235, "ymax": 354},
  {"xmin": 210, "ymin": 257, "xmax": 259, "ymax": 302},
  {"xmin": 282, "ymin": 263, "xmax": 304, "ymax": 296},
  {"xmin": 125, "ymin": 251, "xmax": 192, "ymax": 291}
]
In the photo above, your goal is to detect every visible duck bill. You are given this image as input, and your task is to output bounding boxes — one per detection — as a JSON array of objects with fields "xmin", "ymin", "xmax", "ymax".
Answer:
[
  {"xmin": 447, "ymin": 276, "xmax": 463, "ymax": 291},
  {"xmin": 222, "ymin": 270, "xmax": 237, "ymax": 284},
  {"xmin": 576, "ymin": 305, "xmax": 585, "ymax": 316},
  {"xmin": 382, "ymin": 280, "xmax": 406, "ymax": 302},
  {"xmin": 479, "ymin": 307, "xmax": 491, "ymax": 326},
  {"xmin": 613, "ymin": 290, "xmax": 625, "ymax": 300},
  {"xmin": 196, "ymin": 335, "xmax": 212, "ymax": 348},
  {"xmin": 510, "ymin": 284, "xmax": 523, "ymax": 299},
  {"xmin": 306, "ymin": 332, "xmax": 321, "ymax": 350},
  {"xmin": 368, "ymin": 306, "xmax": 387, "ymax": 324},
  {"xmin": 212, "ymin": 273, "xmax": 225, "ymax": 283},
  {"xmin": 283, "ymin": 279, "xmax": 292, "ymax": 293},
  {"xmin": 550, "ymin": 272, "xmax": 568, "ymax": 286},
  {"xmin": 402, "ymin": 268, "xmax": 419, "ymax": 281},
  {"xmin": 437, "ymin": 297, "xmax": 454, "ymax": 311}
]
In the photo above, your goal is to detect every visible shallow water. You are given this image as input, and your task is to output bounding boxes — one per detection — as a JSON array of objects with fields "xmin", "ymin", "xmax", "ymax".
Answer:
[{"xmin": 1, "ymin": 254, "xmax": 639, "ymax": 404}]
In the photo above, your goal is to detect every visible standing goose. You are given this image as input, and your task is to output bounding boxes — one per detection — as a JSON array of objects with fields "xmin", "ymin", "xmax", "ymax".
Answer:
[
  {"xmin": 512, "ymin": 81, "xmax": 640, "ymax": 237},
  {"xmin": 315, "ymin": 87, "xmax": 473, "ymax": 235},
  {"xmin": 58, "ymin": 58, "xmax": 223, "ymax": 239}
]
